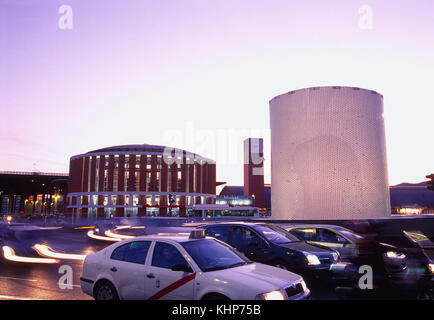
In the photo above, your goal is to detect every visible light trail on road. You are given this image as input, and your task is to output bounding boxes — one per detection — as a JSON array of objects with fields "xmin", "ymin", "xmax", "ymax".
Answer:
[
  {"xmin": 104, "ymin": 230, "xmax": 136, "ymax": 240},
  {"xmin": 87, "ymin": 230, "xmax": 120, "ymax": 242},
  {"xmin": 33, "ymin": 244, "xmax": 86, "ymax": 260},
  {"xmin": 0, "ymin": 276, "xmax": 38, "ymax": 282},
  {"xmin": 2, "ymin": 246, "xmax": 59, "ymax": 264},
  {"xmin": 0, "ymin": 294, "xmax": 45, "ymax": 300}
]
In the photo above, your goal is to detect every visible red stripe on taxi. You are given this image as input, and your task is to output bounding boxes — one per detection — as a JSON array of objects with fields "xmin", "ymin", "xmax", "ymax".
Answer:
[{"xmin": 148, "ymin": 273, "xmax": 196, "ymax": 300}]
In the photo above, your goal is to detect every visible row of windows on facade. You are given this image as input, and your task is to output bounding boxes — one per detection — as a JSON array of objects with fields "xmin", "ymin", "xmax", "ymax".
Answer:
[
  {"xmin": 81, "ymin": 154, "xmax": 210, "ymax": 194},
  {"xmin": 69, "ymin": 194, "xmax": 212, "ymax": 206}
]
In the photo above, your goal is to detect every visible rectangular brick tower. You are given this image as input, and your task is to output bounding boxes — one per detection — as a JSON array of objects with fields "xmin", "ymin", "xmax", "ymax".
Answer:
[{"xmin": 244, "ymin": 138, "xmax": 265, "ymax": 209}]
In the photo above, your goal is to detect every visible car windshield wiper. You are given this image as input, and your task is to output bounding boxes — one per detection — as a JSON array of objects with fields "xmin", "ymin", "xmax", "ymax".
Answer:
[
  {"xmin": 202, "ymin": 265, "xmax": 229, "ymax": 272},
  {"xmin": 202, "ymin": 261, "xmax": 249, "ymax": 272},
  {"xmin": 227, "ymin": 261, "xmax": 249, "ymax": 268}
]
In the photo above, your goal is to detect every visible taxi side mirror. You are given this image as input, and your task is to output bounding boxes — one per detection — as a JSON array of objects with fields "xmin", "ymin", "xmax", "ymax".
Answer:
[{"xmin": 171, "ymin": 263, "xmax": 192, "ymax": 273}]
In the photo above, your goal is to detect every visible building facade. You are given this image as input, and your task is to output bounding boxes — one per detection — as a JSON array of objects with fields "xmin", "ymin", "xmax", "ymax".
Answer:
[
  {"xmin": 219, "ymin": 185, "xmax": 271, "ymax": 216},
  {"xmin": 390, "ymin": 182, "xmax": 434, "ymax": 215},
  {"xmin": 0, "ymin": 171, "xmax": 68, "ymax": 215},
  {"xmin": 270, "ymin": 86, "xmax": 391, "ymax": 220},
  {"xmin": 66, "ymin": 144, "xmax": 216, "ymax": 218}
]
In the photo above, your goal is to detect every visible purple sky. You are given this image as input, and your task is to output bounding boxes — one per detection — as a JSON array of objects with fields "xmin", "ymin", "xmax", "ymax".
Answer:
[{"xmin": 1, "ymin": 0, "xmax": 434, "ymax": 187}]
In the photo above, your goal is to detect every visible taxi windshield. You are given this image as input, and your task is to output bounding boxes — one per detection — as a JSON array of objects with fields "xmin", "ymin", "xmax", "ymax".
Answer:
[
  {"xmin": 182, "ymin": 239, "xmax": 251, "ymax": 272},
  {"xmin": 255, "ymin": 225, "xmax": 299, "ymax": 244}
]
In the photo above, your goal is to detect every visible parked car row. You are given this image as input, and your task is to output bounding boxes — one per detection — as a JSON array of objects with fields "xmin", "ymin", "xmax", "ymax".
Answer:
[{"xmin": 82, "ymin": 221, "xmax": 433, "ymax": 300}]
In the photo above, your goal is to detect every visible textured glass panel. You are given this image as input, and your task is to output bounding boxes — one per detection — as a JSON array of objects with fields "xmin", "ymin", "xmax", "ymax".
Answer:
[{"xmin": 270, "ymin": 87, "xmax": 390, "ymax": 220}]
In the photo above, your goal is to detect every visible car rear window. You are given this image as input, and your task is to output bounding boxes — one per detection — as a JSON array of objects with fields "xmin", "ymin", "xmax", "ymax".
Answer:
[{"xmin": 110, "ymin": 241, "xmax": 151, "ymax": 264}]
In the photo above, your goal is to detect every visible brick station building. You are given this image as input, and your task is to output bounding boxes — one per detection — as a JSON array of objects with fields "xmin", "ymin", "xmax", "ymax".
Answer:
[{"xmin": 66, "ymin": 144, "xmax": 216, "ymax": 218}]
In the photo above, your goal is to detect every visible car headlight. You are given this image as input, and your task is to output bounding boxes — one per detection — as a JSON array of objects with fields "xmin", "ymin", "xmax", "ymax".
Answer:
[
  {"xmin": 428, "ymin": 263, "xmax": 434, "ymax": 273},
  {"xmin": 305, "ymin": 254, "xmax": 321, "ymax": 266},
  {"xmin": 300, "ymin": 280, "xmax": 307, "ymax": 292},
  {"xmin": 255, "ymin": 290, "xmax": 286, "ymax": 300},
  {"xmin": 385, "ymin": 251, "xmax": 405, "ymax": 259},
  {"xmin": 95, "ymin": 228, "xmax": 100, "ymax": 234}
]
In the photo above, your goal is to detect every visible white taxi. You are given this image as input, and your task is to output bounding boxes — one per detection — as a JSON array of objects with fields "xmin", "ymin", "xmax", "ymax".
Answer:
[{"xmin": 80, "ymin": 230, "xmax": 310, "ymax": 300}]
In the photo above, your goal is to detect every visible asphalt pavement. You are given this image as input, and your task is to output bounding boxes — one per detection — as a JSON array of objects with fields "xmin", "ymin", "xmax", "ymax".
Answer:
[{"xmin": 0, "ymin": 228, "xmax": 105, "ymax": 300}]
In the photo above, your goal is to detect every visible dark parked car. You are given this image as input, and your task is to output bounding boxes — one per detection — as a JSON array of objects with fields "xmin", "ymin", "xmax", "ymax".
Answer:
[
  {"xmin": 284, "ymin": 224, "xmax": 406, "ymax": 268},
  {"xmin": 196, "ymin": 222, "xmax": 341, "ymax": 287},
  {"xmin": 283, "ymin": 223, "xmax": 409, "ymax": 292}
]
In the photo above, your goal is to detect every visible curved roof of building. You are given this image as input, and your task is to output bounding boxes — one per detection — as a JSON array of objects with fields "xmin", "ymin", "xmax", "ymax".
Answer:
[
  {"xmin": 71, "ymin": 144, "xmax": 214, "ymax": 162},
  {"xmin": 390, "ymin": 182, "xmax": 434, "ymax": 207},
  {"xmin": 88, "ymin": 144, "xmax": 169, "ymax": 154},
  {"xmin": 270, "ymin": 86, "xmax": 383, "ymax": 102},
  {"xmin": 390, "ymin": 188, "xmax": 434, "ymax": 207}
]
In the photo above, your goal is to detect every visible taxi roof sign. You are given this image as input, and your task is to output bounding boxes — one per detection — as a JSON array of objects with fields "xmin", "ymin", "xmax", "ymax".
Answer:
[
  {"xmin": 189, "ymin": 229, "xmax": 205, "ymax": 239},
  {"xmin": 403, "ymin": 230, "xmax": 434, "ymax": 248}
]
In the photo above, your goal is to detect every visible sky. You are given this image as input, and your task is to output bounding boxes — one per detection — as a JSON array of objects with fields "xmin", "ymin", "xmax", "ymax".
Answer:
[{"xmin": 0, "ymin": 0, "xmax": 433, "ymax": 188}]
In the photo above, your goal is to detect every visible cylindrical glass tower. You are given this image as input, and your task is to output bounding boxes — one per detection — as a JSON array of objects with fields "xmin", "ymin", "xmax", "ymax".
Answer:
[{"xmin": 269, "ymin": 86, "xmax": 390, "ymax": 220}]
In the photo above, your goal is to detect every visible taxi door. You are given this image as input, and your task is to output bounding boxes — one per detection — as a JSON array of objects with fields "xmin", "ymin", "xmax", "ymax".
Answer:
[
  {"xmin": 144, "ymin": 241, "xmax": 196, "ymax": 300},
  {"xmin": 107, "ymin": 241, "xmax": 151, "ymax": 300},
  {"xmin": 229, "ymin": 226, "xmax": 269, "ymax": 263}
]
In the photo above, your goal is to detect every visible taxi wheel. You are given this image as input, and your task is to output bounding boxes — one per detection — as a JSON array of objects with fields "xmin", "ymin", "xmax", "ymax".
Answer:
[
  {"xmin": 94, "ymin": 280, "xmax": 119, "ymax": 300},
  {"xmin": 202, "ymin": 293, "xmax": 230, "ymax": 300}
]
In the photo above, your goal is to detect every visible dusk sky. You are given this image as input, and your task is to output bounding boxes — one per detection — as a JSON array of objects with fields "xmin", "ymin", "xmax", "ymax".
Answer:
[{"xmin": 1, "ymin": 0, "xmax": 433, "ymax": 188}]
